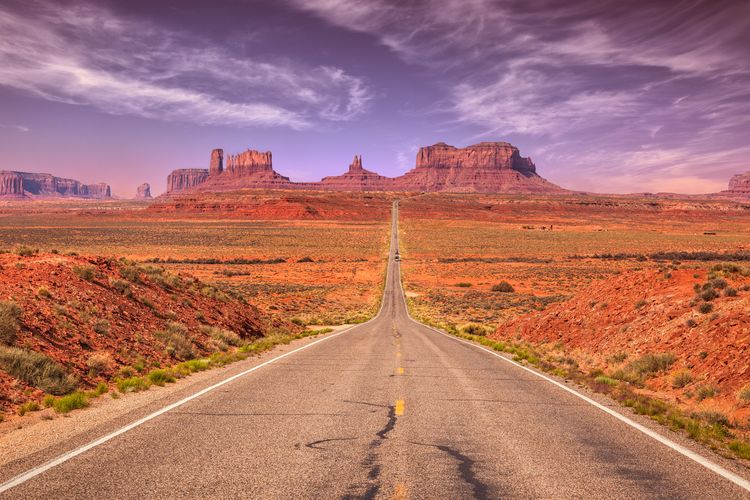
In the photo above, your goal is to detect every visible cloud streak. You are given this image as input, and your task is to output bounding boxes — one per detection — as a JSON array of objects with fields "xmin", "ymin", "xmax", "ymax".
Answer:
[
  {"xmin": 285, "ymin": 0, "xmax": 750, "ymax": 192},
  {"xmin": 0, "ymin": 1, "xmax": 373, "ymax": 129}
]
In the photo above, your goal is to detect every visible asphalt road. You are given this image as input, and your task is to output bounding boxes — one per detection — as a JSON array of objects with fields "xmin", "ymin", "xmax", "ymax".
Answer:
[{"xmin": 2, "ymin": 201, "xmax": 750, "ymax": 498}]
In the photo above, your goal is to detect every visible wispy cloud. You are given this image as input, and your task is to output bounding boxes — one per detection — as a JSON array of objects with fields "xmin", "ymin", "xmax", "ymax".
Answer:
[
  {"xmin": 0, "ymin": 124, "xmax": 30, "ymax": 132},
  {"xmin": 285, "ymin": 0, "xmax": 750, "ymax": 192},
  {"xmin": 0, "ymin": 2, "xmax": 373, "ymax": 129}
]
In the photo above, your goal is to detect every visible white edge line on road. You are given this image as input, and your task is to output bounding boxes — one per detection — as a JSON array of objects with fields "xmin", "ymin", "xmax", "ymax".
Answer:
[
  {"xmin": 418, "ymin": 321, "xmax": 750, "ymax": 492},
  {"xmin": 0, "ymin": 206, "xmax": 399, "ymax": 494}
]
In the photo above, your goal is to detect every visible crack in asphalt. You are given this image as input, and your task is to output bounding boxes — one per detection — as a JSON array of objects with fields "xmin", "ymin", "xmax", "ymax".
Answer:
[{"xmin": 411, "ymin": 441, "xmax": 491, "ymax": 499}]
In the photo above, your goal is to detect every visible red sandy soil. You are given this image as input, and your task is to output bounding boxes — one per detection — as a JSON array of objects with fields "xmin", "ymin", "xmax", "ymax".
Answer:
[
  {"xmin": 0, "ymin": 252, "xmax": 280, "ymax": 414},
  {"xmin": 147, "ymin": 189, "xmax": 397, "ymax": 220},
  {"xmin": 494, "ymin": 266, "xmax": 750, "ymax": 423}
]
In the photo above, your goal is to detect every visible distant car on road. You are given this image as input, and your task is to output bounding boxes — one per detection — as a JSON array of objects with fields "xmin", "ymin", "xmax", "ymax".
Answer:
[{"xmin": 395, "ymin": 252, "xmax": 400, "ymax": 261}]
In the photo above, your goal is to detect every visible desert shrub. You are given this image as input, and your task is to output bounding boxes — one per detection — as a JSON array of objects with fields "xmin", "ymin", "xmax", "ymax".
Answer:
[
  {"xmin": 147, "ymin": 369, "xmax": 176, "ymax": 386},
  {"xmin": 696, "ymin": 384, "xmax": 718, "ymax": 401},
  {"xmin": 491, "ymin": 281, "xmax": 514, "ymax": 293},
  {"xmin": 672, "ymin": 369, "xmax": 693, "ymax": 388},
  {"xmin": 0, "ymin": 301, "xmax": 22, "ymax": 345},
  {"xmin": 685, "ymin": 318, "xmax": 698, "ymax": 328},
  {"xmin": 72, "ymin": 265, "xmax": 97, "ymax": 282},
  {"xmin": 729, "ymin": 441, "xmax": 750, "ymax": 460},
  {"xmin": 460, "ymin": 323, "xmax": 491, "ymax": 336},
  {"xmin": 86, "ymin": 352, "xmax": 114, "ymax": 376},
  {"xmin": 37, "ymin": 286, "xmax": 52, "ymax": 299},
  {"xmin": 699, "ymin": 302, "xmax": 713, "ymax": 314},
  {"xmin": 116, "ymin": 376, "xmax": 150, "ymax": 393},
  {"xmin": 18, "ymin": 401, "xmax": 40, "ymax": 416},
  {"xmin": 594, "ymin": 375, "xmax": 619, "ymax": 386},
  {"xmin": 693, "ymin": 411, "xmax": 729, "ymax": 427},
  {"xmin": 708, "ymin": 278, "xmax": 727, "ymax": 290},
  {"xmin": 290, "ymin": 318, "xmax": 305, "ymax": 326},
  {"xmin": 93, "ymin": 381, "xmax": 109, "ymax": 396},
  {"xmin": 297, "ymin": 256, "xmax": 314, "ymax": 263},
  {"xmin": 53, "ymin": 392, "xmax": 89, "ymax": 413},
  {"xmin": 609, "ymin": 352, "xmax": 628, "ymax": 364},
  {"xmin": 14, "ymin": 245, "xmax": 37, "ymax": 257},
  {"xmin": 110, "ymin": 279, "xmax": 132, "ymax": 297},
  {"xmin": 736, "ymin": 385, "xmax": 750, "ymax": 403},
  {"xmin": 154, "ymin": 322, "xmax": 195, "ymax": 360},
  {"xmin": 201, "ymin": 325, "xmax": 243, "ymax": 348},
  {"xmin": 700, "ymin": 288, "xmax": 718, "ymax": 301},
  {"xmin": 634, "ymin": 299, "xmax": 647, "ymax": 309},
  {"xmin": 627, "ymin": 353, "xmax": 676, "ymax": 376},
  {"xmin": 455, "ymin": 282, "xmax": 472, "ymax": 288},
  {"xmin": 693, "ymin": 283, "xmax": 701, "ymax": 293},
  {"xmin": 0, "ymin": 346, "xmax": 76, "ymax": 394},
  {"xmin": 93, "ymin": 320, "xmax": 110, "ymax": 335},
  {"xmin": 119, "ymin": 265, "xmax": 141, "ymax": 283},
  {"xmin": 724, "ymin": 287, "xmax": 737, "ymax": 297}
]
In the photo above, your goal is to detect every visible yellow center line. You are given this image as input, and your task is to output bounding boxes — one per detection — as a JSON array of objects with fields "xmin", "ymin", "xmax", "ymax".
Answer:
[
  {"xmin": 397, "ymin": 367, "xmax": 404, "ymax": 375},
  {"xmin": 395, "ymin": 399, "xmax": 405, "ymax": 416}
]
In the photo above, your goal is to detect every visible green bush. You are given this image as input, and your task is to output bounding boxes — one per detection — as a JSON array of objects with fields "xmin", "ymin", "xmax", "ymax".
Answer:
[
  {"xmin": 460, "ymin": 323, "xmax": 491, "ymax": 336},
  {"xmin": 0, "ymin": 301, "xmax": 22, "ymax": 345},
  {"xmin": 672, "ymin": 369, "xmax": 692, "ymax": 388},
  {"xmin": 201, "ymin": 325, "xmax": 243, "ymax": 348},
  {"xmin": 627, "ymin": 353, "xmax": 676, "ymax": 377},
  {"xmin": 116, "ymin": 376, "xmax": 150, "ymax": 393},
  {"xmin": 147, "ymin": 369, "xmax": 176, "ymax": 386},
  {"xmin": 18, "ymin": 401, "xmax": 40, "ymax": 416},
  {"xmin": 699, "ymin": 302, "xmax": 713, "ymax": 314},
  {"xmin": 72, "ymin": 265, "xmax": 97, "ymax": 282},
  {"xmin": 110, "ymin": 279, "xmax": 132, "ymax": 297},
  {"xmin": 0, "ymin": 346, "xmax": 76, "ymax": 394},
  {"xmin": 696, "ymin": 384, "xmax": 718, "ymax": 401},
  {"xmin": 491, "ymin": 281, "xmax": 515, "ymax": 293},
  {"xmin": 737, "ymin": 385, "xmax": 750, "ymax": 403},
  {"xmin": 14, "ymin": 245, "xmax": 37, "ymax": 257},
  {"xmin": 52, "ymin": 392, "xmax": 89, "ymax": 413},
  {"xmin": 154, "ymin": 322, "xmax": 195, "ymax": 360}
]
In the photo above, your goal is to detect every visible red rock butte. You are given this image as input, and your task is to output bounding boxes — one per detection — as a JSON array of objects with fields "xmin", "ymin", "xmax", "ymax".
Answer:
[
  {"xmin": 165, "ymin": 141, "xmax": 567, "ymax": 194},
  {"xmin": 0, "ymin": 171, "xmax": 111, "ymax": 199}
]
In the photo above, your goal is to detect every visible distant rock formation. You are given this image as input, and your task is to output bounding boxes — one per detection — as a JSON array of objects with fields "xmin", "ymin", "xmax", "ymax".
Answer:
[
  {"xmin": 164, "ymin": 141, "xmax": 565, "ymax": 194},
  {"xmin": 723, "ymin": 172, "xmax": 750, "ymax": 196},
  {"xmin": 320, "ymin": 155, "xmax": 393, "ymax": 191},
  {"xmin": 393, "ymin": 142, "xmax": 563, "ymax": 193},
  {"xmin": 0, "ymin": 171, "xmax": 111, "ymax": 199},
  {"xmin": 166, "ymin": 169, "xmax": 210, "ymax": 193},
  {"xmin": 135, "ymin": 183, "xmax": 152, "ymax": 199}
]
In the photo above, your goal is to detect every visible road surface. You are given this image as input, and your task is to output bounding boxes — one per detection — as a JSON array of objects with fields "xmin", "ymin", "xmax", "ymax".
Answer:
[{"xmin": 2, "ymin": 201, "xmax": 749, "ymax": 498}]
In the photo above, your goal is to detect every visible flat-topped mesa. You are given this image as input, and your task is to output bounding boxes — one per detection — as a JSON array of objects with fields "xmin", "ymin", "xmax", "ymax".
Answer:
[
  {"xmin": 415, "ymin": 141, "xmax": 535, "ymax": 173},
  {"xmin": 224, "ymin": 149, "xmax": 273, "ymax": 176},
  {"xmin": 725, "ymin": 172, "xmax": 750, "ymax": 195},
  {"xmin": 0, "ymin": 171, "xmax": 111, "ymax": 198},
  {"xmin": 394, "ymin": 141, "xmax": 562, "ymax": 193},
  {"xmin": 167, "ymin": 168, "xmax": 209, "ymax": 193}
]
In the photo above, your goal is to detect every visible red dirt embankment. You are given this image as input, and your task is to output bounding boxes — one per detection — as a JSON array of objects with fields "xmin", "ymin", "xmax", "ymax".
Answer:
[
  {"xmin": 0, "ymin": 252, "xmax": 277, "ymax": 413},
  {"xmin": 494, "ymin": 265, "xmax": 750, "ymax": 421},
  {"xmin": 148, "ymin": 190, "xmax": 396, "ymax": 220}
]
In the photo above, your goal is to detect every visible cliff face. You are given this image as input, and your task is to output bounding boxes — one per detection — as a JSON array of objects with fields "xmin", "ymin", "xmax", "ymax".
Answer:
[
  {"xmin": 0, "ymin": 171, "xmax": 24, "ymax": 196},
  {"xmin": 164, "ymin": 141, "xmax": 565, "ymax": 195},
  {"xmin": 393, "ymin": 142, "xmax": 561, "ymax": 193},
  {"xmin": 725, "ymin": 172, "xmax": 750, "ymax": 195},
  {"xmin": 135, "ymin": 183, "xmax": 152, "ymax": 199},
  {"xmin": 166, "ymin": 148, "xmax": 291, "ymax": 193},
  {"xmin": 0, "ymin": 171, "xmax": 111, "ymax": 198},
  {"xmin": 166, "ymin": 169, "xmax": 210, "ymax": 193}
]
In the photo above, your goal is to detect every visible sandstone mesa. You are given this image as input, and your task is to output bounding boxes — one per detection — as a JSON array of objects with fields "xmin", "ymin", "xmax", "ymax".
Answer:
[
  {"xmin": 0, "ymin": 171, "xmax": 111, "ymax": 199},
  {"xmin": 165, "ymin": 141, "xmax": 567, "ymax": 195}
]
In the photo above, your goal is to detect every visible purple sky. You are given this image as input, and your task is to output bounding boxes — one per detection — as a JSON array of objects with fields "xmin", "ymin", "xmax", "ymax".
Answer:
[{"xmin": 1, "ymin": 0, "xmax": 749, "ymax": 197}]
